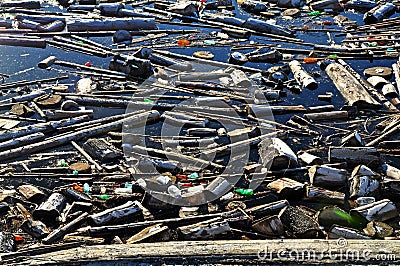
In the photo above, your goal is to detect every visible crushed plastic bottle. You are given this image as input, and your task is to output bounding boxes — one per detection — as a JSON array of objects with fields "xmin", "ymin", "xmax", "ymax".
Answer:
[
  {"xmin": 72, "ymin": 183, "xmax": 83, "ymax": 192},
  {"xmin": 83, "ymin": 183, "xmax": 90, "ymax": 194},
  {"xmin": 167, "ymin": 185, "xmax": 182, "ymax": 198},
  {"xmin": 177, "ymin": 39, "xmax": 190, "ymax": 47},
  {"xmin": 188, "ymin": 172, "xmax": 199, "ymax": 179}
]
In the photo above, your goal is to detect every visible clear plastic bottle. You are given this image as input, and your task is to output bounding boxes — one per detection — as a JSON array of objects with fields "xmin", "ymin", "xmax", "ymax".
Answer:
[
  {"xmin": 168, "ymin": 185, "xmax": 182, "ymax": 198},
  {"xmin": 83, "ymin": 183, "xmax": 90, "ymax": 194},
  {"xmin": 156, "ymin": 175, "xmax": 171, "ymax": 185}
]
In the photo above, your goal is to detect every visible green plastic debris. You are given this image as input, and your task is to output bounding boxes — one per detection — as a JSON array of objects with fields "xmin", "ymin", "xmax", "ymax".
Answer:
[
  {"xmin": 144, "ymin": 98, "xmax": 154, "ymax": 103},
  {"xmin": 97, "ymin": 195, "xmax": 110, "ymax": 200},
  {"xmin": 307, "ymin": 11, "xmax": 321, "ymax": 16},
  {"xmin": 235, "ymin": 189, "xmax": 254, "ymax": 196},
  {"xmin": 59, "ymin": 159, "xmax": 67, "ymax": 167},
  {"xmin": 327, "ymin": 54, "xmax": 338, "ymax": 59}
]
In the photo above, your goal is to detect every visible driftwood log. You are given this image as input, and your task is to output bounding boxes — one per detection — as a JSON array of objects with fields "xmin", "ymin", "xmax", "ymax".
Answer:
[
  {"xmin": 289, "ymin": 60, "xmax": 318, "ymax": 90},
  {"xmin": 0, "ymin": 111, "xmax": 159, "ymax": 161},
  {"xmin": 325, "ymin": 63, "xmax": 381, "ymax": 109}
]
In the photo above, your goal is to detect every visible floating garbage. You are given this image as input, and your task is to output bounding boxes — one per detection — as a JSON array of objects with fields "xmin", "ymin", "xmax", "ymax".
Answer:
[{"xmin": 0, "ymin": 0, "xmax": 399, "ymax": 263}]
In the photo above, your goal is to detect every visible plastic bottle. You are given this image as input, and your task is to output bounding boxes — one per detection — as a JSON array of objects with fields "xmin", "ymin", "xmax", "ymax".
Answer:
[
  {"xmin": 177, "ymin": 174, "xmax": 187, "ymax": 180},
  {"xmin": 177, "ymin": 39, "xmax": 190, "ymax": 47},
  {"xmin": 235, "ymin": 188, "xmax": 254, "ymax": 195},
  {"xmin": 187, "ymin": 185, "xmax": 204, "ymax": 194},
  {"xmin": 307, "ymin": 11, "xmax": 321, "ymax": 16},
  {"xmin": 167, "ymin": 185, "xmax": 182, "ymax": 198},
  {"xmin": 72, "ymin": 183, "xmax": 83, "ymax": 192},
  {"xmin": 115, "ymin": 187, "xmax": 133, "ymax": 194},
  {"xmin": 156, "ymin": 175, "xmax": 171, "ymax": 185},
  {"xmin": 304, "ymin": 57, "xmax": 318, "ymax": 64},
  {"xmin": 188, "ymin": 172, "xmax": 199, "ymax": 179},
  {"xmin": 136, "ymin": 178, "xmax": 147, "ymax": 188},
  {"xmin": 97, "ymin": 195, "xmax": 110, "ymax": 200},
  {"xmin": 83, "ymin": 183, "xmax": 90, "ymax": 194},
  {"xmin": 283, "ymin": 54, "xmax": 294, "ymax": 60},
  {"xmin": 303, "ymin": 56, "xmax": 317, "ymax": 63}
]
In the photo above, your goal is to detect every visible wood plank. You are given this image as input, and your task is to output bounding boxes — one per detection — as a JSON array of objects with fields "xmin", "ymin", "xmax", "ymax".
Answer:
[{"xmin": 4, "ymin": 240, "xmax": 400, "ymax": 265}]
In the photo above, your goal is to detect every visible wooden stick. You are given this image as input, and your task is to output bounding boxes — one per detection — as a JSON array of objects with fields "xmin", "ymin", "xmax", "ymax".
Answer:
[
  {"xmin": 71, "ymin": 141, "xmax": 103, "ymax": 171},
  {"xmin": 366, "ymin": 122, "xmax": 400, "ymax": 147},
  {"xmin": 30, "ymin": 102, "xmax": 46, "ymax": 120}
]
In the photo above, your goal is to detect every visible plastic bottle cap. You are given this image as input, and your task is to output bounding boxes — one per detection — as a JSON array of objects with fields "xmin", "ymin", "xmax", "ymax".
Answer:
[{"xmin": 84, "ymin": 62, "xmax": 92, "ymax": 67}]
